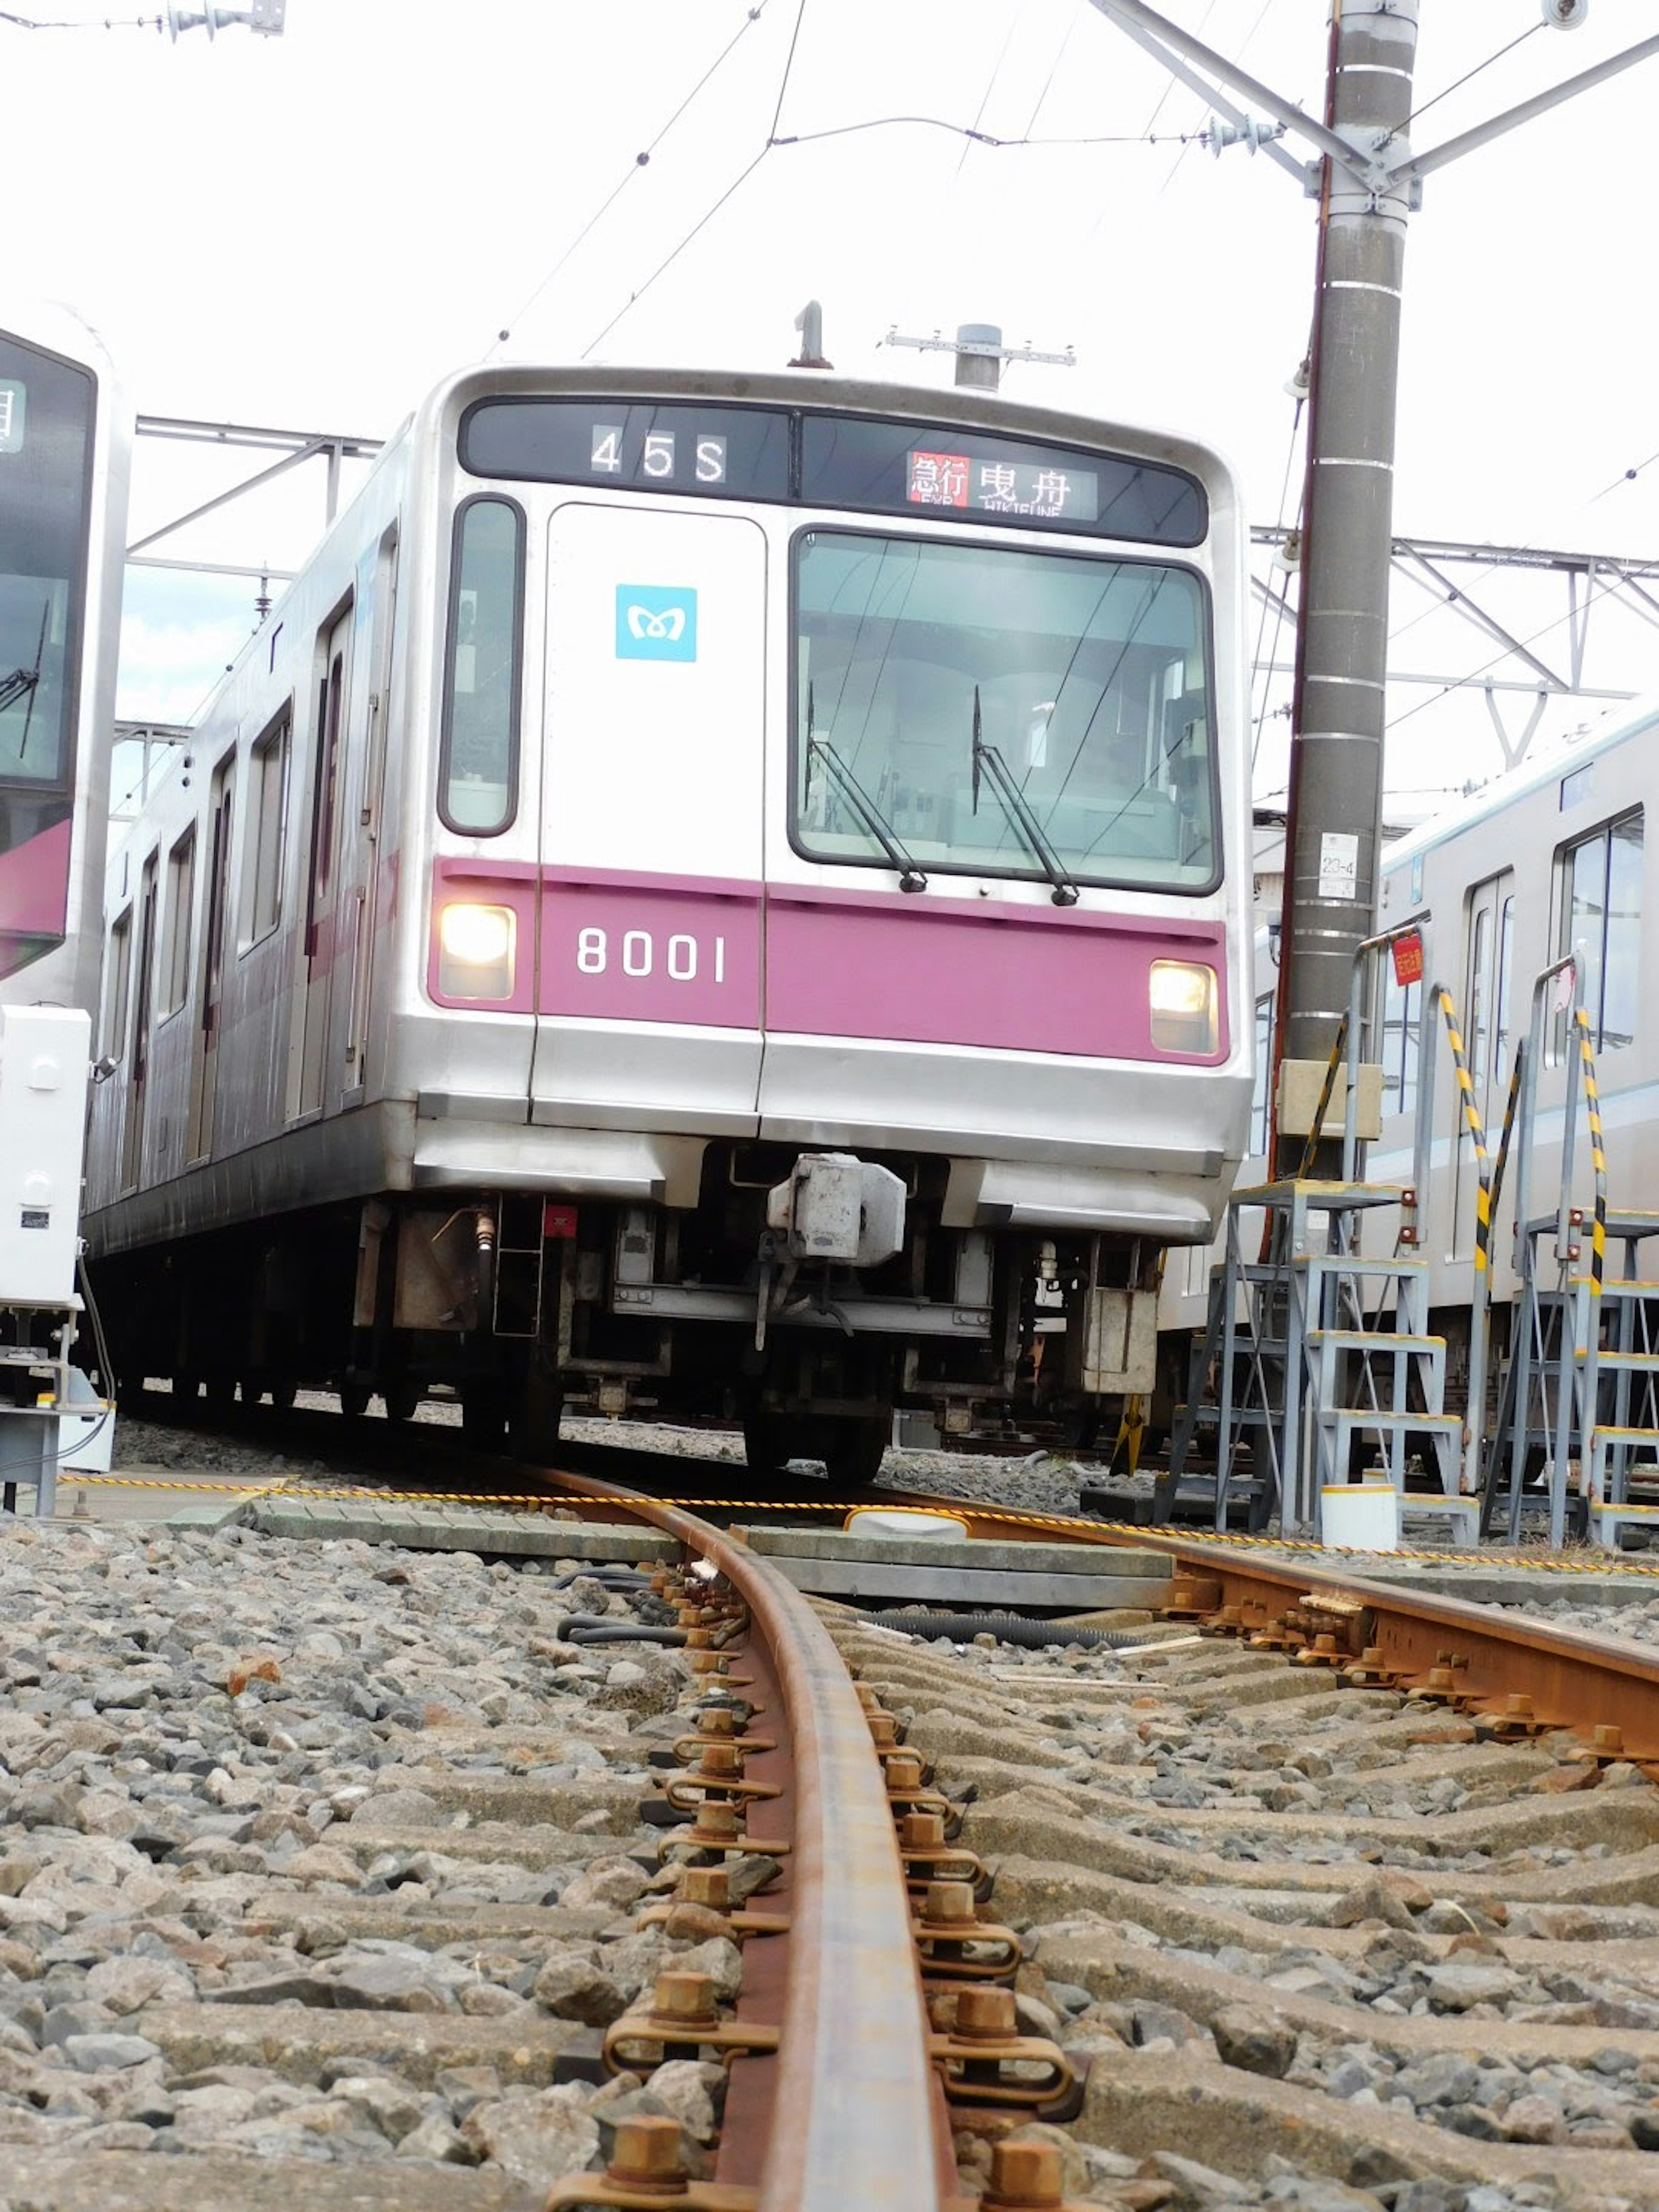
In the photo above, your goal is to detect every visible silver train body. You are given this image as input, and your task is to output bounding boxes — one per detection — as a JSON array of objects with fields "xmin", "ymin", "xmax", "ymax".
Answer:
[
  {"xmin": 1164, "ymin": 697, "xmax": 1654, "ymax": 1421},
  {"xmin": 0, "ymin": 302, "xmax": 129, "ymax": 1018},
  {"xmin": 84, "ymin": 364, "xmax": 1253, "ymax": 1469}
]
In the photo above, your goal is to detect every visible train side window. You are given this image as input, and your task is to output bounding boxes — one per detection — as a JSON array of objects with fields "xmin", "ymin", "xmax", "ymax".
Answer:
[
  {"xmin": 1556, "ymin": 807, "xmax": 1642, "ymax": 1055},
  {"xmin": 245, "ymin": 704, "xmax": 290, "ymax": 945},
  {"xmin": 1377, "ymin": 964, "xmax": 1420, "ymax": 1120},
  {"xmin": 440, "ymin": 496, "xmax": 523, "ymax": 836},
  {"xmin": 161, "ymin": 828, "xmax": 195, "ymax": 1016},
  {"xmin": 103, "ymin": 907, "xmax": 132, "ymax": 1061},
  {"xmin": 1494, "ymin": 894, "xmax": 1515, "ymax": 1081}
]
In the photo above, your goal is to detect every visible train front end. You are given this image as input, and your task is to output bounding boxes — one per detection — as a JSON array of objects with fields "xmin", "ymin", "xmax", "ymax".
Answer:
[{"xmin": 398, "ymin": 366, "xmax": 1253, "ymax": 1465}]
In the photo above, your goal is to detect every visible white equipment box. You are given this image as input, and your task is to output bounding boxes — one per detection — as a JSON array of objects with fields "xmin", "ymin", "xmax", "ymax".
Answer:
[{"xmin": 0, "ymin": 1005, "xmax": 90, "ymax": 1307}]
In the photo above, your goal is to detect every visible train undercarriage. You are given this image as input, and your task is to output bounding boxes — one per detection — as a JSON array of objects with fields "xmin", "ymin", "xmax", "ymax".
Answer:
[{"xmin": 94, "ymin": 1141, "xmax": 1164, "ymax": 1474}]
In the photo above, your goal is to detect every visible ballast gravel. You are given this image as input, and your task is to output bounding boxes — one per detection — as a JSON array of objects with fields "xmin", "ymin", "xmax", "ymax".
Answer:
[{"xmin": 7, "ymin": 1411, "xmax": 1659, "ymax": 2209}]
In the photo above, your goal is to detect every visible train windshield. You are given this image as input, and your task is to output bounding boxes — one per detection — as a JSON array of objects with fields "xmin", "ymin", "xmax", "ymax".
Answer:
[
  {"xmin": 792, "ymin": 530, "xmax": 1217, "ymax": 892},
  {"xmin": 0, "ymin": 337, "xmax": 93, "ymax": 789}
]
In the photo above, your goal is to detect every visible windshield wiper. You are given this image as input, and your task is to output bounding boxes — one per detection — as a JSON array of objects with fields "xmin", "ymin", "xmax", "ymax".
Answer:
[
  {"xmin": 0, "ymin": 665, "xmax": 37, "ymax": 715},
  {"xmin": 970, "ymin": 686, "xmax": 1079, "ymax": 906},
  {"xmin": 0, "ymin": 604, "xmax": 48, "ymax": 755},
  {"xmin": 805, "ymin": 687, "xmax": 927, "ymax": 893}
]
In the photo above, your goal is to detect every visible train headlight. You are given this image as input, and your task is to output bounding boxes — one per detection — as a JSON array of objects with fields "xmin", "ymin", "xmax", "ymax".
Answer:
[
  {"xmin": 1149, "ymin": 959, "xmax": 1218, "ymax": 1054},
  {"xmin": 438, "ymin": 903, "xmax": 516, "ymax": 1000}
]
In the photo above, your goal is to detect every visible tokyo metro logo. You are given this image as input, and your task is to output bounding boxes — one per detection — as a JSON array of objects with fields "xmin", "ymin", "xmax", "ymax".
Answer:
[{"xmin": 616, "ymin": 586, "xmax": 698, "ymax": 662}]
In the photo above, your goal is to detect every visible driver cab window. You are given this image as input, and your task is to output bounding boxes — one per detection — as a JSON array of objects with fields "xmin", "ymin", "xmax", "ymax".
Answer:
[{"xmin": 440, "ymin": 496, "xmax": 523, "ymax": 835}]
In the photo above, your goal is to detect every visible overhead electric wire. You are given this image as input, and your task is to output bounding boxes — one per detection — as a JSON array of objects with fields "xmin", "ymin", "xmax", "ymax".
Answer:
[
  {"xmin": 1020, "ymin": 13, "xmax": 1080, "ymax": 139},
  {"xmin": 953, "ymin": 1, "xmax": 1021, "ymax": 180},
  {"xmin": 580, "ymin": 0, "xmax": 805, "ymax": 361},
  {"xmin": 490, "ymin": 0, "xmax": 783, "ymax": 355},
  {"xmin": 0, "ymin": 6, "xmax": 158, "ymax": 21},
  {"xmin": 772, "ymin": 116, "xmax": 1195, "ymax": 151},
  {"xmin": 1407, "ymin": 20, "xmax": 1542, "ymax": 130},
  {"xmin": 1251, "ymin": 384, "xmax": 1309, "ymax": 775}
]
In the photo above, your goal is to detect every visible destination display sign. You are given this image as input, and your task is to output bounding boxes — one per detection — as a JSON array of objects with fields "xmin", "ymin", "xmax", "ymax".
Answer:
[
  {"xmin": 904, "ymin": 447, "xmax": 1099, "ymax": 522},
  {"xmin": 460, "ymin": 397, "xmax": 1206, "ymax": 546}
]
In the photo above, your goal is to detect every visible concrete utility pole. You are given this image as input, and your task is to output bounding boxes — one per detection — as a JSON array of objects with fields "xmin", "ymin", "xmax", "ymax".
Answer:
[
  {"xmin": 1274, "ymin": 1, "xmax": 1416, "ymax": 1164},
  {"xmin": 1085, "ymin": 0, "xmax": 1659, "ymax": 1166}
]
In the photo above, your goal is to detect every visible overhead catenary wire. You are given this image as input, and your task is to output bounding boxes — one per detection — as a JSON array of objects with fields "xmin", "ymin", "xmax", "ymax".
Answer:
[
  {"xmin": 578, "ymin": 0, "xmax": 805, "ymax": 361},
  {"xmin": 1407, "ymin": 19, "xmax": 1543, "ymax": 131},
  {"xmin": 489, "ymin": 0, "xmax": 785, "ymax": 356}
]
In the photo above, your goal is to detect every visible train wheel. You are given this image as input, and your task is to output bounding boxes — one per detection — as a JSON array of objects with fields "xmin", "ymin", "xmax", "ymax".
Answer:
[
  {"xmin": 339, "ymin": 1382, "xmax": 372, "ymax": 1421},
  {"xmin": 205, "ymin": 1376, "xmax": 236, "ymax": 1411},
  {"xmin": 509, "ymin": 1363, "xmax": 563, "ymax": 1464},
  {"xmin": 383, "ymin": 1381, "xmax": 421, "ymax": 1423},
  {"xmin": 822, "ymin": 1413, "xmax": 891, "ymax": 1490},
  {"xmin": 267, "ymin": 1379, "xmax": 298, "ymax": 1412},
  {"xmin": 461, "ymin": 1384, "xmax": 509, "ymax": 1453},
  {"xmin": 741, "ymin": 1408, "xmax": 797, "ymax": 1481}
]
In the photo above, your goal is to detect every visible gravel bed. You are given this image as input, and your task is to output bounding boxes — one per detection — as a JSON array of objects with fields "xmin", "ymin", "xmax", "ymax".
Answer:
[{"xmin": 10, "ymin": 1405, "xmax": 1657, "ymax": 2208}]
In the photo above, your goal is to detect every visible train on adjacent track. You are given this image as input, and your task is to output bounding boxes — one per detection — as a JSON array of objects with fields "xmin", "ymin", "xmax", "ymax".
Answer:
[
  {"xmin": 83, "ymin": 362, "xmax": 1254, "ymax": 1473},
  {"xmin": 1163, "ymin": 693, "xmax": 1654, "ymax": 1431}
]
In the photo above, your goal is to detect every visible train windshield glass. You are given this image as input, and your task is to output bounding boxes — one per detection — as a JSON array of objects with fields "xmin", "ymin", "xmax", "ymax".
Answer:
[
  {"xmin": 792, "ymin": 530, "xmax": 1217, "ymax": 893},
  {"xmin": 0, "ymin": 337, "xmax": 93, "ymax": 788}
]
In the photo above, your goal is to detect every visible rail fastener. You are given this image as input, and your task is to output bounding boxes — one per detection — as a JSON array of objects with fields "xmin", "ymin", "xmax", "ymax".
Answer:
[
  {"xmin": 1473, "ymin": 1691, "xmax": 1554, "ymax": 1741},
  {"xmin": 911, "ymin": 1881, "xmax": 1021, "ymax": 1985},
  {"xmin": 658, "ymin": 1796, "xmax": 794, "ymax": 1864},
  {"xmin": 929, "ymin": 1987, "xmax": 1083, "ymax": 2120},
  {"xmin": 897, "ymin": 1808, "xmax": 992, "ymax": 1902},
  {"xmin": 604, "ymin": 1969, "xmax": 784, "ymax": 2075},
  {"xmin": 674, "ymin": 1710, "xmax": 779, "ymax": 1760},
  {"xmin": 880, "ymin": 1750, "xmax": 961, "ymax": 1835},
  {"xmin": 979, "ymin": 2138, "xmax": 1098, "ymax": 2212},
  {"xmin": 661, "ymin": 1743, "xmax": 783, "ymax": 1813},
  {"xmin": 545, "ymin": 2113, "xmax": 757, "ymax": 2212},
  {"xmin": 636, "ymin": 1863, "xmax": 791, "ymax": 1943}
]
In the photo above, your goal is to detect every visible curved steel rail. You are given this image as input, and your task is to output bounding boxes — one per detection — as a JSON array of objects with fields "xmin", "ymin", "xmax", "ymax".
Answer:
[{"xmin": 552, "ymin": 1469, "xmax": 953, "ymax": 2210}]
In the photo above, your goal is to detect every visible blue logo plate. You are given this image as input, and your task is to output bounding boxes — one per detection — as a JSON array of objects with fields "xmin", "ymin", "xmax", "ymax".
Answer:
[{"xmin": 616, "ymin": 585, "xmax": 698, "ymax": 662}]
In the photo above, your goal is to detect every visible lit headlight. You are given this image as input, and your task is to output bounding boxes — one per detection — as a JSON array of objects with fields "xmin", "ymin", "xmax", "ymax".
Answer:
[
  {"xmin": 438, "ymin": 903, "xmax": 516, "ymax": 999},
  {"xmin": 1150, "ymin": 959, "xmax": 1218, "ymax": 1054}
]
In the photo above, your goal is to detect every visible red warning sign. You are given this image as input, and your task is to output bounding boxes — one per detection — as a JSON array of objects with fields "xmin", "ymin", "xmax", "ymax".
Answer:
[{"xmin": 1391, "ymin": 931, "xmax": 1424, "ymax": 987}]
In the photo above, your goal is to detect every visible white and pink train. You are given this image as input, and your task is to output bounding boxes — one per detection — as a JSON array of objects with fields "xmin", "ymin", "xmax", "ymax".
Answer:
[{"xmin": 82, "ymin": 363, "xmax": 1254, "ymax": 1474}]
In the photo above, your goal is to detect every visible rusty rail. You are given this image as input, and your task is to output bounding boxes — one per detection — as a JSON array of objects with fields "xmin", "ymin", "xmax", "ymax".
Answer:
[{"xmin": 550, "ymin": 1469, "xmax": 955, "ymax": 2209}]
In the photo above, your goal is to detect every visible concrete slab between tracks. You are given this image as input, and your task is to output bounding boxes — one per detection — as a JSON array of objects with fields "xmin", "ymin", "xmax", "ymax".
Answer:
[
  {"xmin": 0, "ymin": 2149, "xmax": 543, "ymax": 2212},
  {"xmin": 247, "ymin": 1497, "xmax": 678, "ymax": 1563},
  {"xmin": 1301, "ymin": 1559, "xmax": 1659, "ymax": 1608},
  {"xmin": 737, "ymin": 1522, "xmax": 1172, "ymax": 1611}
]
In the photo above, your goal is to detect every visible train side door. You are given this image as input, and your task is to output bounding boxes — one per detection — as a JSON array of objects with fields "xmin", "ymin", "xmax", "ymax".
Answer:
[
  {"xmin": 1454, "ymin": 868, "xmax": 1515, "ymax": 1254},
  {"xmin": 292, "ymin": 601, "xmax": 352, "ymax": 1120},
  {"xmin": 344, "ymin": 530, "xmax": 398, "ymax": 1095},
  {"xmin": 531, "ymin": 502, "xmax": 766, "ymax": 1124},
  {"xmin": 187, "ymin": 757, "xmax": 235, "ymax": 1161},
  {"xmin": 120, "ymin": 852, "xmax": 158, "ymax": 1190}
]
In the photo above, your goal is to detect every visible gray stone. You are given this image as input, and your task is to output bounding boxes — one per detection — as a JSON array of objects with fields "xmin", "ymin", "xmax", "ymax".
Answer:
[
  {"xmin": 63, "ymin": 2031, "xmax": 164, "ymax": 2071},
  {"xmin": 460, "ymin": 2083, "xmax": 601, "ymax": 2188},
  {"xmin": 1211, "ymin": 2002, "xmax": 1297, "ymax": 2079},
  {"xmin": 533, "ymin": 1946, "xmax": 629, "ymax": 2025},
  {"xmin": 644, "ymin": 2057, "xmax": 724, "ymax": 2142}
]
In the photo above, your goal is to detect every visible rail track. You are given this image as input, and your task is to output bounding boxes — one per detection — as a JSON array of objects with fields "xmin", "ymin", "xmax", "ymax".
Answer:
[{"xmin": 12, "ymin": 1433, "xmax": 1659, "ymax": 2206}]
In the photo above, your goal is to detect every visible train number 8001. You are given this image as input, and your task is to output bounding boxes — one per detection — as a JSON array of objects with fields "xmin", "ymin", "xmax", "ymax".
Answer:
[{"xmin": 575, "ymin": 927, "xmax": 727, "ymax": 983}]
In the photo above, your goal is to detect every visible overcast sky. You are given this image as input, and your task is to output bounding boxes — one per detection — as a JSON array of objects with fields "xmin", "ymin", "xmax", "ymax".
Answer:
[{"xmin": 10, "ymin": 0, "xmax": 1659, "ymax": 806}]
